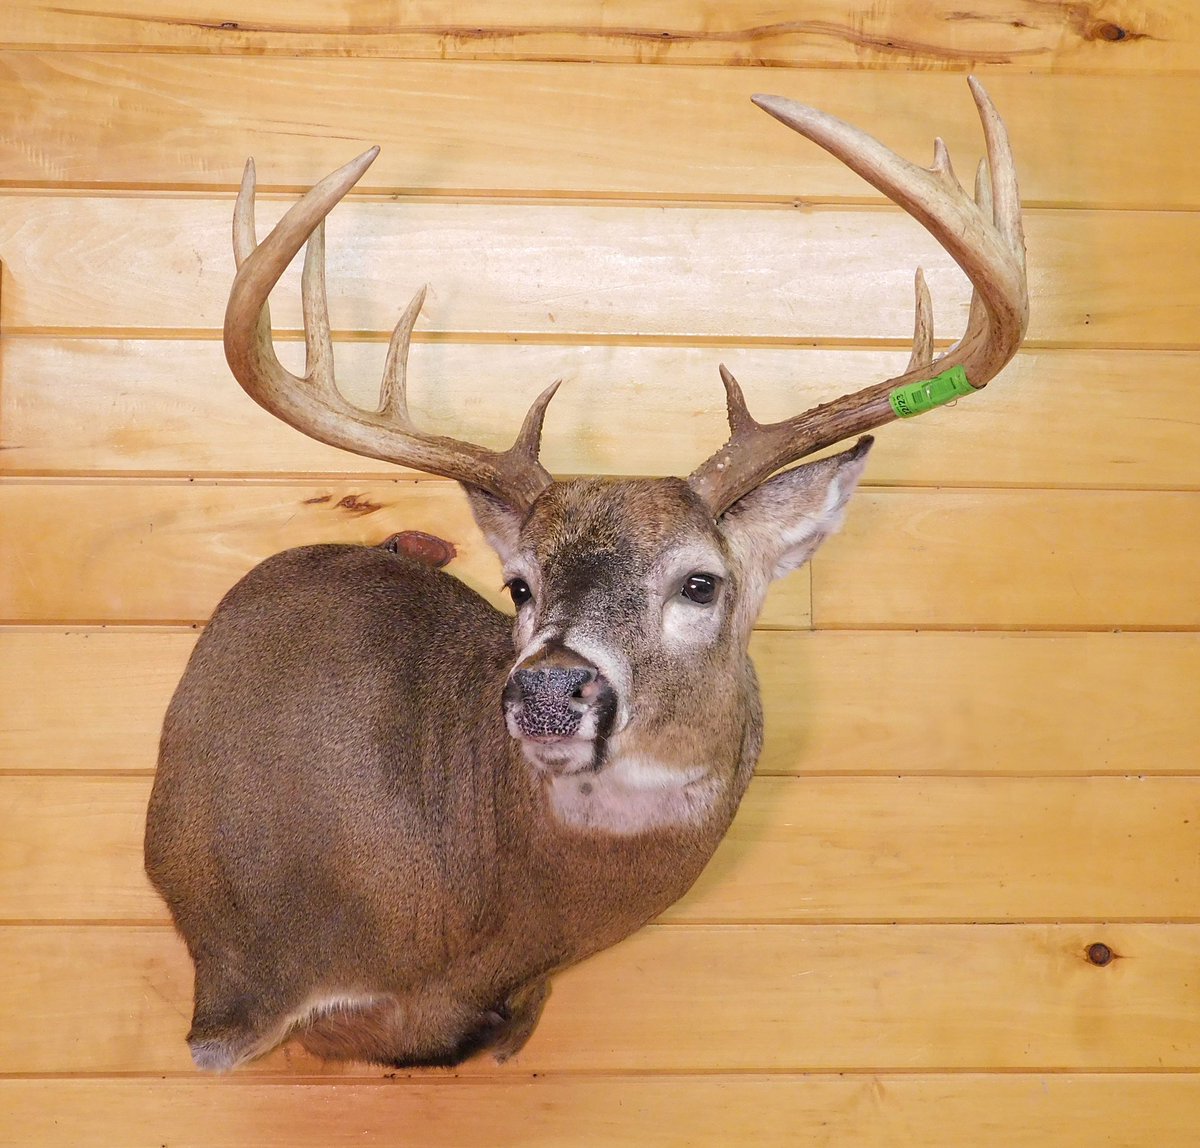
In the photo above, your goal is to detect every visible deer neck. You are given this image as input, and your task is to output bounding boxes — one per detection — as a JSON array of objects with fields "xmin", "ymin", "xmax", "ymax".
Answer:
[{"xmin": 490, "ymin": 688, "xmax": 762, "ymax": 969}]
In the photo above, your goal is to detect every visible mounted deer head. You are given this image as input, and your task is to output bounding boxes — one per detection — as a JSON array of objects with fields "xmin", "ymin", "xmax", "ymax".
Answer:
[{"xmin": 146, "ymin": 78, "xmax": 1027, "ymax": 1072}]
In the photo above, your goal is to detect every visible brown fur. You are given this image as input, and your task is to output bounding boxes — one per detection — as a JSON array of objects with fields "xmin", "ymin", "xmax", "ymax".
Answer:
[{"xmin": 145, "ymin": 450, "xmax": 868, "ymax": 1071}]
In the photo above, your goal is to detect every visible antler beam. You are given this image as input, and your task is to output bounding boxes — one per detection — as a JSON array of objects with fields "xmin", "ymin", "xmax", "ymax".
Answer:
[
  {"xmin": 686, "ymin": 77, "xmax": 1029, "ymax": 516},
  {"xmin": 223, "ymin": 149, "xmax": 558, "ymax": 512}
]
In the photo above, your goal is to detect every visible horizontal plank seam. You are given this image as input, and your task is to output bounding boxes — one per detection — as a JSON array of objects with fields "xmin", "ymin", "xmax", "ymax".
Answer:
[
  {"xmin": 0, "ymin": 41, "xmax": 1194, "ymax": 76},
  {"xmin": 10, "ymin": 186, "xmax": 1163, "ymax": 206},
  {"xmin": 795, "ymin": 623, "xmax": 1200, "ymax": 635},
  {"xmin": 4, "ymin": 921, "xmax": 1193, "ymax": 931},
  {"xmin": 4, "ymin": 469, "xmax": 1198, "ymax": 494},
  {"xmin": 3, "ymin": 917, "xmax": 1198, "ymax": 928},
  {"xmin": 0, "ymin": 185, "xmax": 1011, "ymax": 211},
  {"xmin": 4, "ymin": 182, "xmax": 1197, "ymax": 212},
  {"xmin": 4, "ymin": 1071, "xmax": 1200, "ymax": 1086},
  {"xmin": 6, "ymin": 619, "xmax": 1200, "ymax": 633},
  {"xmin": 0, "ymin": 623, "xmax": 202, "ymax": 634},
  {"xmin": 3, "ymin": 1065, "xmax": 1200, "ymax": 1081},
  {"xmin": 6, "ymin": 334, "xmax": 1200, "ymax": 357},
  {"xmin": 8, "ymin": 329, "xmax": 1197, "ymax": 353},
  {"xmin": 4, "ymin": 769, "xmax": 1199, "ymax": 780},
  {"xmin": 5, "ymin": 618, "xmax": 1200, "ymax": 634},
  {"xmin": 4, "ymin": 623, "xmax": 1200, "ymax": 637},
  {"xmin": 7, "ymin": 474, "xmax": 1200, "ymax": 494}
]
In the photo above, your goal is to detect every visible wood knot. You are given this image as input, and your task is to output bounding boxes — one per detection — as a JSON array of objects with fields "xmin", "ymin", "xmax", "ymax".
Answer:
[
  {"xmin": 1086, "ymin": 942, "xmax": 1115, "ymax": 967},
  {"xmin": 378, "ymin": 531, "xmax": 457, "ymax": 568},
  {"xmin": 338, "ymin": 494, "xmax": 384, "ymax": 515},
  {"xmin": 1088, "ymin": 21, "xmax": 1142, "ymax": 42}
]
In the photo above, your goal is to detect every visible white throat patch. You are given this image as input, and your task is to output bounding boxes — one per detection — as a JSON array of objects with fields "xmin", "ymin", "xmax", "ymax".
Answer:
[{"xmin": 547, "ymin": 753, "xmax": 721, "ymax": 834}]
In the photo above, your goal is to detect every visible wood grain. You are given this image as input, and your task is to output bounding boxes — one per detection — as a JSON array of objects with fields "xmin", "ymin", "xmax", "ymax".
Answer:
[
  {"xmin": 1, "ymin": 197, "xmax": 1194, "ymax": 351},
  {"xmin": 2, "ymin": 923, "xmax": 1195, "ymax": 1073},
  {"xmin": 6, "ymin": 339, "xmax": 1199, "ymax": 491},
  {"xmin": 0, "ymin": 480, "xmax": 811, "ymax": 626},
  {"xmin": 7, "ymin": 629, "xmax": 1197, "ymax": 777},
  {"xmin": 0, "ymin": 479, "xmax": 511, "ymax": 623},
  {"xmin": 755, "ymin": 631, "xmax": 1200, "ymax": 777},
  {"xmin": 3, "ymin": 0, "xmax": 1197, "ymax": 1133},
  {"xmin": 4, "ymin": 482, "xmax": 1196, "ymax": 628},
  {"xmin": 1, "ymin": 1, "xmax": 1189, "ymax": 72},
  {"xmin": 4, "ymin": 774, "xmax": 1197, "ymax": 923},
  {"xmin": 0, "ymin": 628, "xmax": 194, "ymax": 773},
  {"xmin": 3, "ymin": 1074, "xmax": 1198, "ymax": 1148},
  {"xmin": 1, "ymin": 57, "xmax": 1196, "ymax": 208},
  {"xmin": 815, "ymin": 489, "xmax": 1200, "ymax": 629}
]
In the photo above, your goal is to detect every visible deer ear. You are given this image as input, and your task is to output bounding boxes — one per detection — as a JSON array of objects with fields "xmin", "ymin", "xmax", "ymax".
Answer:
[
  {"xmin": 716, "ymin": 436, "xmax": 872, "ymax": 582},
  {"xmin": 463, "ymin": 484, "xmax": 525, "ymax": 564}
]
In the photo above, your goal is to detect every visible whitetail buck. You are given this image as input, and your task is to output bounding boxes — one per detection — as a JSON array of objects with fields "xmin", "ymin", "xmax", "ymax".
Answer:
[{"xmin": 145, "ymin": 78, "xmax": 1027, "ymax": 1071}]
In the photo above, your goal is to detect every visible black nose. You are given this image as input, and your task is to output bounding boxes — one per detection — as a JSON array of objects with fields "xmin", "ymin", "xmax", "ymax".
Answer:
[
  {"xmin": 511, "ymin": 666, "xmax": 595, "ymax": 702},
  {"xmin": 504, "ymin": 645, "xmax": 611, "ymax": 741},
  {"xmin": 504, "ymin": 666, "xmax": 597, "ymax": 739}
]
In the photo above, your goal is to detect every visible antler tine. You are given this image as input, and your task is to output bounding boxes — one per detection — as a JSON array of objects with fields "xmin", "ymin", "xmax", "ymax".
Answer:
[
  {"xmin": 687, "ymin": 78, "xmax": 1029, "ymax": 516},
  {"xmin": 906, "ymin": 268, "xmax": 935, "ymax": 373},
  {"xmin": 300, "ymin": 219, "xmax": 338, "ymax": 401},
  {"xmin": 511, "ymin": 377, "xmax": 564, "ymax": 462},
  {"xmin": 718, "ymin": 364, "xmax": 760, "ymax": 437},
  {"xmin": 379, "ymin": 284, "xmax": 427, "ymax": 423},
  {"xmin": 224, "ymin": 149, "xmax": 557, "ymax": 512},
  {"xmin": 232, "ymin": 158, "xmax": 258, "ymax": 269},
  {"xmin": 969, "ymin": 75, "xmax": 1025, "ymax": 259}
]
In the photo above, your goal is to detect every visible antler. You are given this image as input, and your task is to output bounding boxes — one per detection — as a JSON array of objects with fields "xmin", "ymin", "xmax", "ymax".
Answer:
[
  {"xmin": 223, "ymin": 148, "xmax": 559, "ymax": 512},
  {"xmin": 687, "ymin": 77, "xmax": 1029, "ymax": 516}
]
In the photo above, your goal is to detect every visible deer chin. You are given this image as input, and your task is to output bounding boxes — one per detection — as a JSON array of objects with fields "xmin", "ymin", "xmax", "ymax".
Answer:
[
  {"xmin": 503, "ymin": 667, "xmax": 620, "ymax": 776},
  {"xmin": 507, "ymin": 705, "xmax": 613, "ymax": 775},
  {"xmin": 513, "ymin": 733, "xmax": 604, "ymax": 777}
]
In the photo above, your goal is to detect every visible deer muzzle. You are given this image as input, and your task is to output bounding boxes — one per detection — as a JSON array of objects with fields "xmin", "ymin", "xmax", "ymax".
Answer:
[{"xmin": 503, "ymin": 645, "xmax": 617, "ymax": 774}]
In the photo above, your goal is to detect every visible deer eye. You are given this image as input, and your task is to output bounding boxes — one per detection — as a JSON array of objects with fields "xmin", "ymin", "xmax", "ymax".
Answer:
[
  {"xmin": 680, "ymin": 573, "xmax": 720, "ymax": 605},
  {"xmin": 506, "ymin": 578, "xmax": 533, "ymax": 607}
]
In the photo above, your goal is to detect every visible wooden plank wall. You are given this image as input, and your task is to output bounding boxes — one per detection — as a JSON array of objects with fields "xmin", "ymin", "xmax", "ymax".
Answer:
[{"xmin": 1, "ymin": 2, "xmax": 1198, "ymax": 1144}]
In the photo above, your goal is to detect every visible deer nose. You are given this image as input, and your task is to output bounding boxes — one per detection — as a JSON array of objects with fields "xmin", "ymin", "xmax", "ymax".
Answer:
[
  {"xmin": 511, "ymin": 665, "xmax": 596, "ymax": 702},
  {"xmin": 503, "ymin": 647, "xmax": 609, "ymax": 741}
]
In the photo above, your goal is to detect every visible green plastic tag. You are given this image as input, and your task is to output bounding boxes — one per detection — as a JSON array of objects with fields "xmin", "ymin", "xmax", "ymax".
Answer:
[{"xmin": 888, "ymin": 364, "xmax": 974, "ymax": 419}]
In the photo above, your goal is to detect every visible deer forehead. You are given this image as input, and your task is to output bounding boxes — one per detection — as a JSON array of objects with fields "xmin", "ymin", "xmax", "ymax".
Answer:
[{"xmin": 519, "ymin": 477, "xmax": 726, "ymax": 576}]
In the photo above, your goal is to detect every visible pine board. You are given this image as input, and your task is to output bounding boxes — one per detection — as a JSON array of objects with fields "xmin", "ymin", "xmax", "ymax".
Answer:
[
  {"xmin": 5, "ymin": 340, "xmax": 1199, "ymax": 491},
  {"xmin": 4, "ymin": 483, "xmax": 1197, "ymax": 628},
  {"xmin": 7, "ymin": 629, "xmax": 1198, "ymax": 777},
  {"xmin": 3, "ymin": 1074, "xmax": 1198, "ymax": 1148},
  {"xmin": 1, "ymin": 1, "xmax": 1190, "ymax": 72},
  {"xmin": 0, "ymin": 478, "xmax": 513, "ymax": 624},
  {"xmin": 4, "ymin": 774, "xmax": 1197, "ymax": 923},
  {"xmin": 1, "ymin": 923, "xmax": 1195, "ymax": 1073},
  {"xmin": 4, "ymin": 628, "xmax": 1195, "ymax": 777},
  {"xmin": 815, "ymin": 489, "xmax": 1200, "ymax": 629},
  {"xmin": 0, "ymin": 478, "xmax": 810, "ymax": 626},
  {"xmin": 2, "ymin": 4, "xmax": 1197, "ymax": 1131},
  {"xmin": 755, "ymin": 630, "xmax": 1200, "ymax": 776},
  {"xmin": 1, "ymin": 57, "xmax": 1196, "ymax": 209},
  {"xmin": 1, "ymin": 198, "xmax": 1194, "ymax": 351}
]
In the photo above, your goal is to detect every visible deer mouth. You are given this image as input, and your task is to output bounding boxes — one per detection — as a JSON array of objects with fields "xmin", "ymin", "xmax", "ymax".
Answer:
[{"xmin": 503, "ymin": 664, "xmax": 618, "ymax": 775}]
